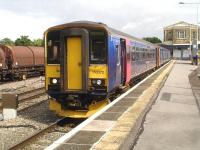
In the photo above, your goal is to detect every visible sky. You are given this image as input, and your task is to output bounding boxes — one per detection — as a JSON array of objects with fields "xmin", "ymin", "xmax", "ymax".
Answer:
[{"xmin": 0, "ymin": 0, "xmax": 199, "ymax": 41}]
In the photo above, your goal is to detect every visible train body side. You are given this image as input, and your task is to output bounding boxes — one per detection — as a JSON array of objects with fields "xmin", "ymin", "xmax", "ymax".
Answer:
[
  {"xmin": 129, "ymin": 40, "xmax": 157, "ymax": 79},
  {"xmin": 0, "ymin": 44, "xmax": 44, "ymax": 80},
  {"xmin": 107, "ymin": 32, "xmax": 158, "ymax": 91},
  {"xmin": 106, "ymin": 33, "xmax": 170, "ymax": 93},
  {"xmin": 159, "ymin": 47, "xmax": 171, "ymax": 65}
]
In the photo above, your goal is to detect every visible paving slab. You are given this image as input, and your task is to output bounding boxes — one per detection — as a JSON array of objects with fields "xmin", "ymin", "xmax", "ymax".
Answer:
[{"xmin": 82, "ymin": 120, "xmax": 116, "ymax": 132}]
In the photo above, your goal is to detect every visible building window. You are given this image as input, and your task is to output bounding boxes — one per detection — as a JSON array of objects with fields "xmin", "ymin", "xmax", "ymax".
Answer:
[
  {"xmin": 166, "ymin": 31, "xmax": 172, "ymax": 41},
  {"xmin": 177, "ymin": 30, "xmax": 186, "ymax": 39},
  {"xmin": 192, "ymin": 31, "xmax": 196, "ymax": 39}
]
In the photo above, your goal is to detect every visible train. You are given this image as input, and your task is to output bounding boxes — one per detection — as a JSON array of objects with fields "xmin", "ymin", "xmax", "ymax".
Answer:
[
  {"xmin": 44, "ymin": 21, "xmax": 171, "ymax": 118},
  {"xmin": 0, "ymin": 44, "xmax": 44, "ymax": 81}
]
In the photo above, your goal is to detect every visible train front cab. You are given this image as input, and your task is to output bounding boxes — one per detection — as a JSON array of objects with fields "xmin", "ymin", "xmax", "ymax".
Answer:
[{"xmin": 45, "ymin": 27, "xmax": 110, "ymax": 118}]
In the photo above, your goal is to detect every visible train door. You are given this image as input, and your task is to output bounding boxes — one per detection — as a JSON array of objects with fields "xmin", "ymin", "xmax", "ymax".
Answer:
[
  {"xmin": 120, "ymin": 38, "xmax": 126, "ymax": 85},
  {"xmin": 156, "ymin": 47, "xmax": 160, "ymax": 67},
  {"xmin": 67, "ymin": 37, "xmax": 82, "ymax": 90},
  {"xmin": 115, "ymin": 44, "xmax": 121, "ymax": 86},
  {"xmin": 60, "ymin": 29, "xmax": 89, "ymax": 93}
]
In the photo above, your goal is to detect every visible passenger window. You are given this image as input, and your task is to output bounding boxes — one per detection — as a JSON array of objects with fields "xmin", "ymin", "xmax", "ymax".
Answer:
[
  {"xmin": 131, "ymin": 52, "xmax": 135, "ymax": 61},
  {"xmin": 136, "ymin": 52, "xmax": 139, "ymax": 60},
  {"xmin": 143, "ymin": 52, "xmax": 145, "ymax": 59}
]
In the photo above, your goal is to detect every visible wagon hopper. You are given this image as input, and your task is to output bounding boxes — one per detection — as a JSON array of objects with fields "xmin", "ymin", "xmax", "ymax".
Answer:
[{"xmin": 0, "ymin": 44, "xmax": 44, "ymax": 80}]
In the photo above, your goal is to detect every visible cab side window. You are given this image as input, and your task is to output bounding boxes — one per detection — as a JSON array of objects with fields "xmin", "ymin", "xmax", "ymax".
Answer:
[{"xmin": 47, "ymin": 31, "xmax": 60, "ymax": 64}]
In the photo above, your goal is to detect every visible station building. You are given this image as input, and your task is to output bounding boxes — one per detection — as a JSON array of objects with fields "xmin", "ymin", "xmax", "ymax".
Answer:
[{"xmin": 163, "ymin": 21, "xmax": 200, "ymax": 60}]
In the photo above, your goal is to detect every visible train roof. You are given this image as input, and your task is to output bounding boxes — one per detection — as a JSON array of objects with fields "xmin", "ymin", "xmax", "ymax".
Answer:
[
  {"xmin": 45, "ymin": 21, "xmax": 107, "ymax": 33},
  {"xmin": 45, "ymin": 21, "xmax": 156, "ymax": 48}
]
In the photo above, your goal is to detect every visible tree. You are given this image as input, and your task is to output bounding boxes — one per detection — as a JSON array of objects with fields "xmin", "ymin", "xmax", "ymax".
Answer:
[
  {"xmin": 0, "ymin": 38, "xmax": 14, "ymax": 45},
  {"xmin": 143, "ymin": 37, "xmax": 162, "ymax": 44},
  {"xmin": 15, "ymin": 35, "xmax": 33, "ymax": 46},
  {"xmin": 32, "ymin": 38, "xmax": 44, "ymax": 46}
]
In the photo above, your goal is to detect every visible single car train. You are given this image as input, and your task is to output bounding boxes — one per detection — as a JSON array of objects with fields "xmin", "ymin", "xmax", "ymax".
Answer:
[
  {"xmin": 44, "ymin": 21, "xmax": 171, "ymax": 118},
  {"xmin": 0, "ymin": 44, "xmax": 44, "ymax": 81}
]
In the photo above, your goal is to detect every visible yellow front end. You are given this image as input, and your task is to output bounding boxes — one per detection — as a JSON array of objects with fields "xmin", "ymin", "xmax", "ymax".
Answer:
[
  {"xmin": 45, "ymin": 65, "xmax": 60, "ymax": 90},
  {"xmin": 89, "ymin": 65, "xmax": 108, "ymax": 91},
  {"xmin": 48, "ymin": 64, "xmax": 109, "ymax": 118},
  {"xmin": 49, "ymin": 99, "xmax": 109, "ymax": 118}
]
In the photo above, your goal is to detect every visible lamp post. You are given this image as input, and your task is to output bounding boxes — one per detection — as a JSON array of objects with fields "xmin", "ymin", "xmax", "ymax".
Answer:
[{"xmin": 179, "ymin": 2, "xmax": 200, "ymax": 63}]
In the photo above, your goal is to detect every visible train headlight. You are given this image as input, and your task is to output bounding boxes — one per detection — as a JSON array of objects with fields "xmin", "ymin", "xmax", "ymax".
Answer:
[
  {"xmin": 50, "ymin": 78, "xmax": 60, "ymax": 85},
  {"xmin": 97, "ymin": 80, "xmax": 102, "ymax": 85},
  {"xmin": 0, "ymin": 63, "xmax": 2, "ymax": 67},
  {"xmin": 91, "ymin": 79, "xmax": 105, "ymax": 86},
  {"xmin": 52, "ymin": 79, "xmax": 58, "ymax": 84}
]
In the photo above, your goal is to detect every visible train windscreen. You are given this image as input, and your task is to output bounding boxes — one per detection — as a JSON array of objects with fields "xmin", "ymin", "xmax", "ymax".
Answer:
[{"xmin": 89, "ymin": 31, "xmax": 107, "ymax": 64}]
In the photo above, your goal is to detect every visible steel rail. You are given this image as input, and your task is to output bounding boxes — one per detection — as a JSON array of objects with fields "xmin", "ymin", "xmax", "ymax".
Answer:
[{"xmin": 8, "ymin": 118, "xmax": 65, "ymax": 150}]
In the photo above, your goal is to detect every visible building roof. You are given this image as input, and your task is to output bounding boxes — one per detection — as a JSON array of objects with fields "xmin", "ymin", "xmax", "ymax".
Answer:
[{"xmin": 164, "ymin": 21, "xmax": 198, "ymax": 29}]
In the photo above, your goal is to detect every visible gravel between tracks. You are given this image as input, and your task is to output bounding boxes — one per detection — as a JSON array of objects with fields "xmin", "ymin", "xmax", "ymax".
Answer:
[
  {"xmin": 0, "ymin": 77, "xmax": 45, "ymax": 98},
  {"xmin": 18, "ymin": 95, "xmax": 48, "ymax": 111},
  {"xmin": 0, "ymin": 77, "xmax": 45, "ymax": 113},
  {"xmin": 0, "ymin": 100, "xmax": 63, "ymax": 150},
  {"xmin": 21, "ymin": 124, "xmax": 72, "ymax": 150}
]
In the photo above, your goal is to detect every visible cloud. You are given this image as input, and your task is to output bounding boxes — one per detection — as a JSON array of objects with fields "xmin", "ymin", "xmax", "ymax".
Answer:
[
  {"xmin": 0, "ymin": 9, "xmax": 58, "ymax": 40},
  {"xmin": 0, "ymin": 0, "xmax": 199, "ymax": 40}
]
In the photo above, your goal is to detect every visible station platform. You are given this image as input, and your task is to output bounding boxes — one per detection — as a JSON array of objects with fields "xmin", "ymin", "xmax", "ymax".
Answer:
[{"xmin": 133, "ymin": 60, "xmax": 200, "ymax": 150}]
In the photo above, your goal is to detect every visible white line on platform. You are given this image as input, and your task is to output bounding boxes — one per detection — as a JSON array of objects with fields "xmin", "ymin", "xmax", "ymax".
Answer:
[
  {"xmin": 45, "ymin": 61, "xmax": 172, "ymax": 150},
  {"xmin": 124, "ymin": 97, "xmax": 140, "ymax": 99}
]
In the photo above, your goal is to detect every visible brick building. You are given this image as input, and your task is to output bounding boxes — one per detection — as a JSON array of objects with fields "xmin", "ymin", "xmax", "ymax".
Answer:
[{"xmin": 163, "ymin": 21, "xmax": 199, "ymax": 60}]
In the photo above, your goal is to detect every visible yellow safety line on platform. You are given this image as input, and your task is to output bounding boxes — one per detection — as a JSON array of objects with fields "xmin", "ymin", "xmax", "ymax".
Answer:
[{"xmin": 92, "ymin": 61, "xmax": 175, "ymax": 150}]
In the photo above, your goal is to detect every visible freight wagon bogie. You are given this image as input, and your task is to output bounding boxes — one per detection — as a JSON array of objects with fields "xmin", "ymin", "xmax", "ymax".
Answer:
[{"xmin": 45, "ymin": 21, "xmax": 171, "ymax": 118}]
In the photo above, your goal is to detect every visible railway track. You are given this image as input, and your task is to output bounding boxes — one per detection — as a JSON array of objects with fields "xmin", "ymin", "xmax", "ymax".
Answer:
[
  {"xmin": 0, "ymin": 86, "xmax": 47, "ymax": 111},
  {"xmin": 9, "ymin": 118, "xmax": 83, "ymax": 150},
  {"xmin": 0, "ymin": 76, "xmax": 44, "ymax": 85},
  {"xmin": 17, "ymin": 87, "xmax": 45, "ymax": 103},
  {"xmin": 16, "ymin": 87, "xmax": 49, "ymax": 111}
]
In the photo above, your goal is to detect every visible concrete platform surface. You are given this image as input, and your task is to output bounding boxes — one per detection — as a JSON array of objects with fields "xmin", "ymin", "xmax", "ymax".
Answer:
[{"xmin": 133, "ymin": 60, "xmax": 200, "ymax": 150}]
